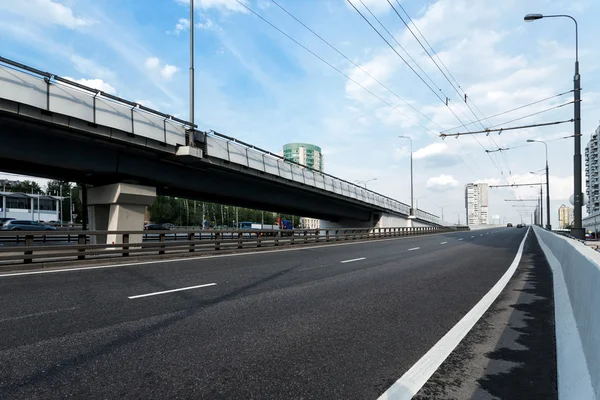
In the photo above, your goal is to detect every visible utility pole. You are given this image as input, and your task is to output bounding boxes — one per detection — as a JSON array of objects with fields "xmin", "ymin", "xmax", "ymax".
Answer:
[{"xmin": 189, "ymin": 0, "xmax": 195, "ymax": 145}]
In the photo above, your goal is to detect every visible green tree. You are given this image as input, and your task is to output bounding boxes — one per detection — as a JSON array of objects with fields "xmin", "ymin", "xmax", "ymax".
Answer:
[
  {"xmin": 8, "ymin": 180, "xmax": 43, "ymax": 194},
  {"xmin": 45, "ymin": 181, "xmax": 82, "ymax": 223}
]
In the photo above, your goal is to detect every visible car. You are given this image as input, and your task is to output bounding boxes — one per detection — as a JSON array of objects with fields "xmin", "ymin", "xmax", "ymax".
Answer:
[
  {"xmin": 161, "ymin": 223, "xmax": 176, "ymax": 230},
  {"xmin": 507, "ymin": 223, "xmax": 513, "ymax": 227},
  {"xmin": 517, "ymin": 223, "xmax": 524, "ymax": 228},
  {"xmin": 0, "ymin": 217, "xmax": 16, "ymax": 227},
  {"xmin": 1, "ymin": 220, "xmax": 57, "ymax": 231},
  {"xmin": 144, "ymin": 224, "xmax": 163, "ymax": 230}
]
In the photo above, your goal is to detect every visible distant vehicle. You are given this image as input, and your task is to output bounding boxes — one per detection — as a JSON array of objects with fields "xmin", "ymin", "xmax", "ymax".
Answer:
[
  {"xmin": 0, "ymin": 217, "xmax": 15, "ymax": 226},
  {"xmin": 161, "ymin": 223, "xmax": 176, "ymax": 230},
  {"xmin": 507, "ymin": 223, "xmax": 513, "ymax": 227},
  {"xmin": 517, "ymin": 223, "xmax": 524, "ymax": 228},
  {"xmin": 1, "ymin": 220, "xmax": 56, "ymax": 231},
  {"xmin": 144, "ymin": 224, "xmax": 163, "ymax": 230}
]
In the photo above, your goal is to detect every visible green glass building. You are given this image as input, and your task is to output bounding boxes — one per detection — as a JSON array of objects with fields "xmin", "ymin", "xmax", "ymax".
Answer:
[{"xmin": 282, "ymin": 143, "xmax": 324, "ymax": 172}]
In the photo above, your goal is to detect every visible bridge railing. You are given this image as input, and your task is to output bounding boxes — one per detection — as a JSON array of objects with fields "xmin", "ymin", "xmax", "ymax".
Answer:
[
  {"xmin": 0, "ymin": 56, "xmax": 449, "ymax": 226},
  {"xmin": 205, "ymin": 132, "xmax": 448, "ymax": 226},
  {"xmin": 0, "ymin": 56, "xmax": 195, "ymax": 147},
  {"xmin": 0, "ymin": 226, "xmax": 466, "ymax": 266}
]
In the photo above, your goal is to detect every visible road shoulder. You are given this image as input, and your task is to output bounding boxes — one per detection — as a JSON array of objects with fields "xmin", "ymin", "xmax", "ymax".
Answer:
[{"xmin": 414, "ymin": 231, "xmax": 557, "ymax": 399}]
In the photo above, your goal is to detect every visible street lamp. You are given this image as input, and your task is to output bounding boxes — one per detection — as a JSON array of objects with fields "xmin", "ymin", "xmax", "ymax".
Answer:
[
  {"xmin": 438, "ymin": 205, "xmax": 447, "ymax": 221},
  {"xmin": 524, "ymin": 13, "xmax": 582, "ymax": 238},
  {"xmin": 355, "ymin": 178, "xmax": 378, "ymax": 189},
  {"xmin": 398, "ymin": 136, "xmax": 414, "ymax": 216},
  {"xmin": 530, "ymin": 171, "xmax": 545, "ymax": 228},
  {"xmin": 527, "ymin": 139, "xmax": 551, "ymax": 229}
]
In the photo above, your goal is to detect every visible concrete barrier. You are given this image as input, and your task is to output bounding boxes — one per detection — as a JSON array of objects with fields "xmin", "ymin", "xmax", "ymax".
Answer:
[{"xmin": 533, "ymin": 226, "xmax": 597, "ymax": 399}]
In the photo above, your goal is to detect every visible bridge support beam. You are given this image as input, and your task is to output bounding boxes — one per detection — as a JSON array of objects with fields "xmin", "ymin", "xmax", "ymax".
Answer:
[{"xmin": 86, "ymin": 183, "xmax": 156, "ymax": 245}]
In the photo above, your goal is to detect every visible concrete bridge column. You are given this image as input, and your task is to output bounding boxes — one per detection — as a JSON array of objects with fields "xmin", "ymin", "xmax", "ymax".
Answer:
[{"xmin": 86, "ymin": 183, "xmax": 156, "ymax": 245}]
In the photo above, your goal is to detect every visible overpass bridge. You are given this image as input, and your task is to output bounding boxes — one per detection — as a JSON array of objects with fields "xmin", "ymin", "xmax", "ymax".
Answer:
[{"xmin": 0, "ymin": 56, "xmax": 446, "ymax": 242}]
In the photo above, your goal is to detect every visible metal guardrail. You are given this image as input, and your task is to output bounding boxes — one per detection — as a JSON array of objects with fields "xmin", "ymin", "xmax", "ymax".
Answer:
[{"xmin": 0, "ymin": 226, "xmax": 467, "ymax": 265}]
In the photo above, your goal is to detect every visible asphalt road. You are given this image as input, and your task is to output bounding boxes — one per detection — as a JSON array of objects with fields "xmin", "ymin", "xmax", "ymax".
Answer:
[{"xmin": 0, "ymin": 227, "xmax": 528, "ymax": 399}]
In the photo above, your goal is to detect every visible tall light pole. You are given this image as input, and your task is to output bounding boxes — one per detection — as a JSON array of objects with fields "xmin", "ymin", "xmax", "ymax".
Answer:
[
  {"xmin": 189, "ymin": 0, "xmax": 195, "ymax": 143},
  {"xmin": 398, "ymin": 136, "xmax": 414, "ymax": 216},
  {"xmin": 355, "ymin": 178, "xmax": 377, "ymax": 189},
  {"xmin": 527, "ymin": 139, "xmax": 551, "ymax": 229},
  {"xmin": 524, "ymin": 13, "xmax": 582, "ymax": 237},
  {"xmin": 415, "ymin": 196, "xmax": 426, "ymax": 210},
  {"xmin": 438, "ymin": 205, "xmax": 447, "ymax": 221},
  {"xmin": 530, "ymin": 172, "xmax": 544, "ymax": 227}
]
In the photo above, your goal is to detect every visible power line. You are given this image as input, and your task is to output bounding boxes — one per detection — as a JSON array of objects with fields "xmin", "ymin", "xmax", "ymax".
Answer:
[
  {"xmin": 440, "ymin": 119, "xmax": 575, "ymax": 138},
  {"xmin": 268, "ymin": 0, "xmax": 444, "ymax": 131},
  {"xmin": 359, "ymin": 0, "xmax": 445, "ymax": 97},
  {"xmin": 442, "ymin": 90, "xmax": 573, "ymax": 132},
  {"xmin": 488, "ymin": 100, "xmax": 576, "ymax": 129},
  {"xmin": 346, "ymin": 0, "xmax": 445, "ymax": 103},
  {"xmin": 234, "ymin": 0, "xmax": 433, "ymax": 133}
]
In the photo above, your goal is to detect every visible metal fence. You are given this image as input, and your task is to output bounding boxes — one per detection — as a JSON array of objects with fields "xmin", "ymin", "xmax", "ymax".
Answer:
[{"xmin": 0, "ymin": 226, "xmax": 467, "ymax": 266}]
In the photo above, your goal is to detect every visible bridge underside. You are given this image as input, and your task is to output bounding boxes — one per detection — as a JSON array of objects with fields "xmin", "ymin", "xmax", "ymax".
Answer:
[{"xmin": 0, "ymin": 111, "xmax": 380, "ymax": 222}]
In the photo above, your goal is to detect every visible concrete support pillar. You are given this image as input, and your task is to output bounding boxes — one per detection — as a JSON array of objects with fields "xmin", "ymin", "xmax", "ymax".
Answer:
[
  {"xmin": 86, "ymin": 183, "xmax": 156, "ymax": 245},
  {"xmin": 2, "ymin": 195, "xmax": 5, "ymax": 218}
]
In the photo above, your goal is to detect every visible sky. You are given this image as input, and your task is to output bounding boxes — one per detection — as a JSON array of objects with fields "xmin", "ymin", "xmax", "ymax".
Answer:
[{"xmin": 1, "ymin": 0, "xmax": 599, "ymax": 227}]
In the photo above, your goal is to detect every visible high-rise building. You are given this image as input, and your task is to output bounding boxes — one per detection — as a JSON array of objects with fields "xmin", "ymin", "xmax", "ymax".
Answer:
[
  {"xmin": 283, "ymin": 143, "xmax": 324, "ymax": 229},
  {"xmin": 585, "ymin": 124, "xmax": 600, "ymax": 214},
  {"xmin": 465, "ymin": 183, "xmax": 489, "ymax": 226},
  {"xmin": 558, "ymin": 204, "xmax": 575, "ymax": 229},
  {"xmin": 282, "ymin": 143, "xmax": 324, "ymax": 172}
]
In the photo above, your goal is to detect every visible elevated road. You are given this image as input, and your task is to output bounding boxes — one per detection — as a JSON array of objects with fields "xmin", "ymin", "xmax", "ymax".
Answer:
[{"xmin": 0, "ymin": 228, "xmax": 530, "ymax": 399}]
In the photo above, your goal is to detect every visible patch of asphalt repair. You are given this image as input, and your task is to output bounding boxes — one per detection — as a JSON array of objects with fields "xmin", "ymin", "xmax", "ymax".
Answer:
[{"xmin": 414, "ymin": 231, "xmax": 557, "ymax": 400}]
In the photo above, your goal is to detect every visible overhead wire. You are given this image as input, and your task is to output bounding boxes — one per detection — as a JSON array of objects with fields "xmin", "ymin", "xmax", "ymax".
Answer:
[
  {"xmin": 348, "ymin": 0, "xmax": 508, "ymax": 180},
  {"xmin": 268, "ymin": 0, "xmax": 445, "ymax": 131},
  {"xmin": 233, "ymin": 0, "xmax": 434, "ymax": 133},
  {"xmin": 387, "ymin": 0, "xmax": 519, "ymax": 181}
]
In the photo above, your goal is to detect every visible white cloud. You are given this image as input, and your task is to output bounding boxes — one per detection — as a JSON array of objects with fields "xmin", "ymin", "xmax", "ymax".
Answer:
[
  {"xmin": 144, "ymin": 57, "xmax": 179, "ymax": 80},
  {"xmin": 63, "ymin": 77, "xmax": 117, "ymax": 94},
  {"xmin": 196, "ymin": 18, "xmax": 217, "ymax": 30},
  {"xmin": 0, "ymin": 0, "xmax": 94, "ymax": 29},
  {"xmin": 160, "ymin": 64, "xmax": 179, "ymax": 80},
  {"xmin": 169, "ymin": 17, "xmax": 190, "ymax": 35},
  {"xmin": 414, "ymin": 143, "xmax": 448, "ymax": 159},
  {"xmin": 426, "ymin": 174, "xmax": 459, "ymax": 191},
  {"xmin": 175, "ymin": 0, "xmax": 248, "ymax": 13},
  {"xmin": 144, "ymin": 57, "xmax": 160, "ymax": 69}
]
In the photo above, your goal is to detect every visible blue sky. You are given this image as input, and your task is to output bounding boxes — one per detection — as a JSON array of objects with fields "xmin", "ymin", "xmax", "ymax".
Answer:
[{"xmin": 1, "ymin": 0, "xmax": 599, "ymax": 226}]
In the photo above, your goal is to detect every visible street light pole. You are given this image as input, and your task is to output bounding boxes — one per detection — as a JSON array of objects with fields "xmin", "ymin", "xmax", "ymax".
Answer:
[
  {"xmin": 189, "ymin": 0, "xmax": 195, "ymax": 144},
  {"xmin": 398, "ymin": 136, "xmax": 414, "ymax": 216},
  {"xmin": 438, "ymin": 205, "xmax": 447, "ymax": 221},
  {"xmin": 527, "ymin": 140, "xmax": 551, "ymax": 229},
  {"xmin": 524, "ymin": 13, "xmax": 581, "ymax": 237}
]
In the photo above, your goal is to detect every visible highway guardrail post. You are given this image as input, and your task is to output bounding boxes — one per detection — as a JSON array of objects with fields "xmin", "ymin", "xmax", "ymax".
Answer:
[
  {"xmin": 122, "ymin": 234, "xmax": 130, "ymax": 257},
  {"xmin": 190, "ymin": 232, "xmax": 196, "ymax": 252},
  {"xmin": 257, "ymin": 232, "xmax": 262, "ymax": 247},
  {"xmin": 237, "ymin": 232, "xmax": 243, "ymax": 249},
  {"xmin": 24, "ymin": 234, "xmax": 34, "ymax": 264},
  {"xmin": 274, "ymin": 231, "xmax": 280, "ymax": 246},
  {"xmin": 77, "ymin": 234, "xmax": 86, "ymax": 260},
  {"xmin": 215, "ymin": 232, "xmax": 221, "ymax": 250},
  {"xmin": 159, "ymin": 233, "xmax": 165, "ymax": 255}
]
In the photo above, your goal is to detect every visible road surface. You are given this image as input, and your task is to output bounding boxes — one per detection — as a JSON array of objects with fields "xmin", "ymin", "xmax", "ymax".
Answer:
[{"xmin": 0, "ymin": 228, "xmax": 532, "ymax": 399}]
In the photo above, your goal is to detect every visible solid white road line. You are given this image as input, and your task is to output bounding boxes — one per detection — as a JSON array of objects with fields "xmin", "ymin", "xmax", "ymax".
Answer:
[
  {"xmin": 440, "ymin": 242, "xmax": 448, "ymax": 245},
  {"xmin": 458, "ymin": 238, "xmax": 464, "ymax": 241},
  {"xmin": 341, "ymin": 257, "xmax": 366, "ymax": 264},
  {"xmin": 377, "ymin": 227, "xmax": 530, "ymax": 400},
  {"xmin": 128, "ymin": 283, "xmax": 217, "ymax": 299},
  {"xmin": 408, "ymin": 247, "xmax": 420, "ymax": 251}
]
